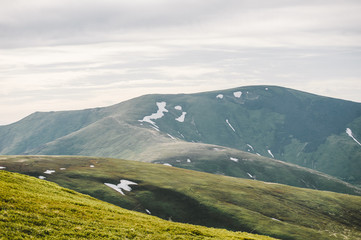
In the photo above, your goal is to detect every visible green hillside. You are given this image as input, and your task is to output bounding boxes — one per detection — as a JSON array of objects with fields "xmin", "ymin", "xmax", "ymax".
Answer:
[
  {"xmin": 132, "ymin": 142, "xmax": 361, "ymax": 195},
  {"xmin": 1, "ymin": 85, "xmax": 360, "ymax": 186},
  {"xmin": 0, "ymin": 170, "xmax": 274, "ymax": 240},
  {"xmin": 1, "ymin": 155, "xmax": 361, "ymax": 240}
]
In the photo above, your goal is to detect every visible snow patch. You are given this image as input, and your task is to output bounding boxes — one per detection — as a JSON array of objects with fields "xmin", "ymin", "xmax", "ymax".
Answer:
[
  {"xmin": 139, "ymin": 102, "xmax": 168, "ymax": 125},
  {"xmin": 226, "ymin": 119, "xmax": 236, "ymax": 132},
  {"xmin": 263, "ymin": 181, "xmax": 276, "ymax": 184},
  {"xmin": 265, "ymin": 88, "xmax": 269, "ymax": 91},
  {"xmin": 104, "ymin": 183, "xmax": 125, "ymax": 195},
  {"xmin": 146, "ymin": 209, "xmax": 151, "ymax": 215},
  {"xmin": 117, "ymin": 180, "xmax": 138, "ymax": 192},
  {"xmin": 151, "ymin": 126, "xmax": 160, "ymax": 132},
  {"xmin": 256, "ymin": 153, "xmax": 261, "ymax": 156},
  {"xmin": 216, "ymin": 94, "xmax": 224, "ymax": 99},
  {"xmin": 163, "ymin": 163, "xmax": 172, "ymax": 167},
  {"xmin": 90, "ymin": 165, "xmax": 95, "ymax": 168},
  {"xmin": 0, "ymin": 166, "xmax": 6, "ymax": 170},
  {"xmin": 346, "ymin": 128, "xmax": 361, "ymax": 146},
  {"xmin": 38, "ymin": 176, "xmax": 46, "ymax": 180},
  {"xmin": 175, "ymin": 112, "xmax": 187, "ymax": 122},
  {"xmin": 44, "ymin": 170, "xmax": 55, "ymax": 174},
  {"xmin": 213, "ymin": 147, "xmax": 225, "ymax": 151},
  {"xmin": 104, "ymin": 180, "xmax": 138, "ymax": 195},
  {"xmin": 247, "ymin": 144, "xmax": 254, "ymax": 151},
  {"xmin": 187, "ymin": 159, "xmax": 191, "ymax": 163},
  {"xmin": 230, "ymin": 157, "xmax": 239, "ymax": 162},
  {"xmin": 174, "ymin": 105, "xmax": 182, "ymax": 111},
  {"xmin": 167, "ymin": 134, "xmax": 176, "ymax": 140},
  {"xmin": 267, "ymin": 150, "xmax": 275, "ymax": 158},
  {"xmin": 233, "ymin": 91, "xmax": 242, "ymax": 98}
]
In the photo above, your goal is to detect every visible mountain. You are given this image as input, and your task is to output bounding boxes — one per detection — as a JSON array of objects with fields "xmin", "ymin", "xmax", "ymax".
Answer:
[
  {"xmin": 1, "ymin": 155, "xmax": 361, "ymax": 240},
  {"xmin": 0, "ymin": 170, "xmax": 275, "ymax": 240},
  {"xmin": 1, "ymin": 85, "xmax": 360, "ymax": 187}
]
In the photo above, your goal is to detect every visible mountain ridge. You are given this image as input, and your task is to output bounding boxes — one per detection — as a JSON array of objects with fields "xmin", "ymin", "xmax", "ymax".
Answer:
[{"xmin": 1, "ymin": 85, "xmax": 360, "ymax": 186}]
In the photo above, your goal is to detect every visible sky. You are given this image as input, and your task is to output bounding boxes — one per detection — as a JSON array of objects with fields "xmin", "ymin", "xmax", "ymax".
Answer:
[{"xmin": 1, "ymin": 0, "xmax": 361, "ymax": 125}]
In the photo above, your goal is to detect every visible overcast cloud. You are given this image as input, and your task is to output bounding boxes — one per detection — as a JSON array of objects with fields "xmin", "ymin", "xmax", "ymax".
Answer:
[{"xmin": 1, "ymin": 0, "xmax": 361, "ymax": 125}]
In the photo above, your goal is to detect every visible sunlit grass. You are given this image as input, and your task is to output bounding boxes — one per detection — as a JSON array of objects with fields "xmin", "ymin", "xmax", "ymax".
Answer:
[
  {"xmin": 0, "ymin": 170, "xmax": 275, "ymax": 240},
  {"xmin": 1, "ymin": 155, "xmax": 361, "ymax": 240}
]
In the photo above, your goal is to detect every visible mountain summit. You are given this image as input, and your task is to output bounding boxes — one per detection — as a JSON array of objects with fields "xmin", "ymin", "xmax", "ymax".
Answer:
[{"xmin": 1, "ymin": 86, "xmax": 360, "ymax": 187}]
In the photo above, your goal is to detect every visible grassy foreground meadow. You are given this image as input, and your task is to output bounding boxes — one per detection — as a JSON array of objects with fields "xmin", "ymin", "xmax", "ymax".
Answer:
[
  {"xmin": 0, "ymin": 170, "xmax": 275, "ymax": 240},
  {"xmin": 1, "ymin": 155, "xmax": 361, "ymax": 240}
]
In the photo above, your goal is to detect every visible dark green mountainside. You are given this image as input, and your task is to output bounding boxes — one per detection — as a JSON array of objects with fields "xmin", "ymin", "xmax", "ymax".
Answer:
[
  {"xmin": 1, "ymin": 86, "xmax": 360, "ymax": 186},
  {"xmin": 1, "ymin": 155, "xmax": 361, "ymax": 240}
]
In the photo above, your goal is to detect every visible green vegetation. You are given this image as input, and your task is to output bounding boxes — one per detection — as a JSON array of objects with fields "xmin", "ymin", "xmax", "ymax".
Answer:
[
  {"xmin": 133, "ymin": 142, "xmax": 361, "ymax": 196},
  {"xmin": 0, "ymin": 170, "xmax": 275, "ymax": 240},
  {"xmin": 1, "ymin": 155, "xmax": 361, "ymax": 240},
  {"xmin": 0, "ymin": 85, "xmax": 360, "ymax": 186}
]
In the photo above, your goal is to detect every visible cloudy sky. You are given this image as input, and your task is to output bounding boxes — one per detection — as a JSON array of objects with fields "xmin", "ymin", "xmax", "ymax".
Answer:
[{"xmin": 1, "ymin": 0, "xmax": 360, "ymax": 125}]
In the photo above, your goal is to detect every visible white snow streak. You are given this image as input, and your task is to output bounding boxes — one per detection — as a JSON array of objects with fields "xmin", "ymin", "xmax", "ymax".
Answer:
[
  {"xmin": 216, "ymin": 94, "xmax": 224, "ymax": 99},
  {"xmin": 117, "ymin": 180, "xmax": 138, "ymax": 192},
  {"xmin": 104, "ymin": 183, "xmax": 125, "ymax": 195},
  {"xmin": 146, "ymin": 209, "xmax": 151, "ymax": 215},
  {"xmin": 151, "ymin": 126, "xmax": 160, "ymax": 132},
  {"xmin": 139, "ymin": 102, "xmax": 168, "ymax": 125},
  {"xmin": 38, "ymin": 176, "xmax": 46, "ymax": 179},
  {"xmin": 44, "ymin": 170, "xmax": 55, "ymax": 174},
  {"xmin": 104, "ymin": 180, "xmax": 138, "ymax": 195},
  {"xmin": 175, "ymin": 112, "xmax": 187, "ymax": 122},
  {"xmin": 346, "ymin": 128, "xmax": 361, "ymax": 146},
  {"xmin": 247, "ymin": 173, "xmax": 253, "ymax": 179},
  {"xmin": 163, "ymin": 163, "xmax": 172, "ymax": 167},
  {"xmin": 174, "ymin": 105, "xmax": 182, "ymax": 111},
  {"xmin": 230, "ymin": 157, "xmax": 239, "ymax": 162},
  {"xmin": 60, "ymin": 168, "xmax": 66, "ymax": 170},
  {"xmin": 90, "ymin": 165, "xmax": 95, "ymax": 168},
  {"xmin": 0, "ymin": 166, "xmax": 6, "ymax": 170},
  {"xmin": 267, "ymin": 150, "xmax": 275, "ymax": 158},
  {"xmin": 233, "ymin": 91, "xmax": 242, "ymax": 98},
  {"xmin": 167, "ymin": 133, "xmax": 176, "ymax": 140},
  {"xmin": 226, "ymin": 119, "xmax": 236, "ymax": 132},
  {"xmin": 247, "ymin": 144, "xmax": 254, "ymax": 151}
]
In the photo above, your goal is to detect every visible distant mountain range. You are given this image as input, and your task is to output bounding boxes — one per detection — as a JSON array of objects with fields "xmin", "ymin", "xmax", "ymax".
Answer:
[{"xmin": 1, "ymin": 85, "xmax": 361, "ymax": 188}]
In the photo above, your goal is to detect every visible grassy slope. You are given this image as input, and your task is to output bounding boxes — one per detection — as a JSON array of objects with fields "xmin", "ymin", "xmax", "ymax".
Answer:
[
  {"xmin": 1, "ymin": 155, "xmax": 361, "ymax": 240},
  {"xmin": 0, "ymin": 109, "xmax": 104, "ymax": 154},
  {"xmin": 11, "ymin": 112, "xmax": 359, "ymax": 195},
  {"xmin": 1, "ymin": 85, "xmax": 360, "ymax": 184},
  {"xmin": 134, "ymin": 142, "xmax": 361, "ymax": 196},
  {"xmin": 0, "ymin": 170, "xmax": 275, "ymax": 240}
]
